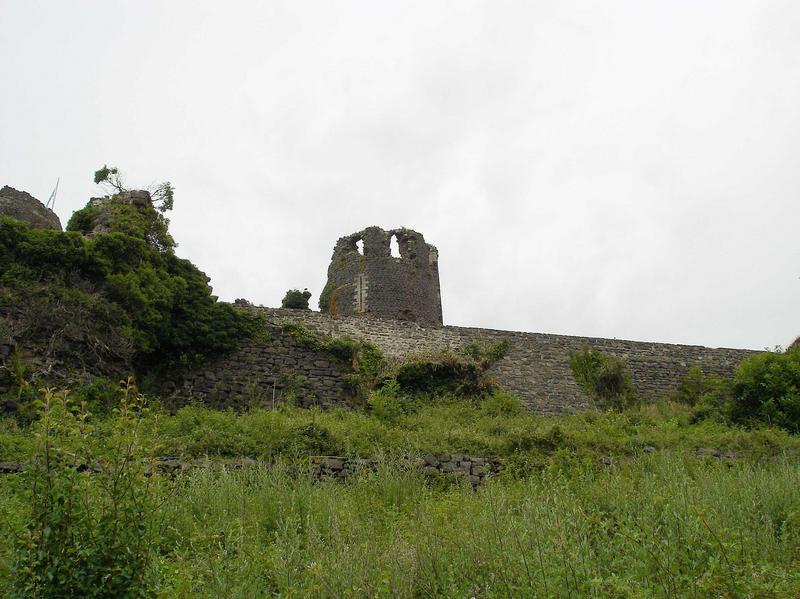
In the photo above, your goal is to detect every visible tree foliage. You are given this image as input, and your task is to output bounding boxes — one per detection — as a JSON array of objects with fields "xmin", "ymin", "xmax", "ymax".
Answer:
[
  {"xmin": 281, "ymin": 288, "xmax": 312, "ymax": 310},
  {"xmin": 728, "ymin": 346, "xmax": 800, "ymax": 432},
  {"xmin": 93, "ymin": 164, "xmax": 174, "ymax": 213},
  {"xmin": 11, "ymin": 384, "xmax": 162, "ymax": 597},
  {"xmin": 1, "ymin": 169, "xmax": 262, "ymax": 399}
]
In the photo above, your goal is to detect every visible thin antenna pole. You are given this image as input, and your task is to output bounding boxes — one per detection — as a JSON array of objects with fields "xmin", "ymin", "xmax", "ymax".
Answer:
[{"xmin": 46, "ymin": 177, "xmax": 59, "ymax": 209}]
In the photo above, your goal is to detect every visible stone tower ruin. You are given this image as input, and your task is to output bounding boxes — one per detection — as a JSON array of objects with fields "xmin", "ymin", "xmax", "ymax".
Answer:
[{"xmin": 320, "ymin": 226, "xmax": 443, "ymax": 325}]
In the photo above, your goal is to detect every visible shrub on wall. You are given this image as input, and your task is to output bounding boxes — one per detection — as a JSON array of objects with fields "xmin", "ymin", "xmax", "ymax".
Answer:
[
  {"xmin": 281, "ymin": 288, "xmax": 312, "ymax": 310},
  {"xmin": 727, "ymin": 346, "xmax": 800, "ymax": 432},
  {"xmin": 392, "ymin": 341, "xmax": 508, "ymax": 397},
  {"xmin": 282, "ymin": 323, "xmax": 388, "ymax": 400},
  {"xmin": 570, "ymin": 349, "xmax": 637, "ymax": 411},
  {"xmin": 318, "ymin": 281, "xmax": 334, "ymax": 313}
]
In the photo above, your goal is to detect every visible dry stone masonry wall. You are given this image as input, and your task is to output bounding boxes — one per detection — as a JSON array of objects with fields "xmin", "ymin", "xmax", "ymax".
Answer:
[
  {"xmin": 176, "ymin": 308, "xmax": 757, "ymax": 415},
  {"xmin": 170, "ymin": 323, "xmax": 356, "ymax": 409},
  {"xmin": 316, "ymin": 454, "xmax": 501, "ymax": 487}
]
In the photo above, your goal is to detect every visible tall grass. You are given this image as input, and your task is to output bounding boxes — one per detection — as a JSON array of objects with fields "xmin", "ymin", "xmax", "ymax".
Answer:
[
  {"xmin": 2, "ymin": 398, "xmax": 800, "ymax": 596},
  {"xmin": 150, "ymin": 399, "xmax": 800, "ymax": 463},
  {"xmin": 144, "ymin": 454, "xmax": 800, "ymax": 598}
]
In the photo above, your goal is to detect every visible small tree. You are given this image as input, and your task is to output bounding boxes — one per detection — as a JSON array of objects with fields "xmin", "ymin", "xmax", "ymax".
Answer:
[
  {"xmin": 282, "ymin": 288, "xmax": 312, "ymax": 310},
  {"xmin": 94, "ymin": 164, "xmax": 174, "ymax": 213},
  {"xmin": 728, "ymin": 346, "xmax": 800, "ymax": 432},
  {"xmin": 672, "ymin": 365, "xmax": 728, "ymax": 406},
  {"xmin": 12, "ymin": 381, "xmax": 162, "ymax": 597}
]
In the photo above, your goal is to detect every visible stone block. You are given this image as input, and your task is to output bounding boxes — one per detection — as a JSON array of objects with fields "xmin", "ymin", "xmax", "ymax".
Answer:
[{"xmin": 321, "ymin": 457, "xmax": 345, "ymax": 470}]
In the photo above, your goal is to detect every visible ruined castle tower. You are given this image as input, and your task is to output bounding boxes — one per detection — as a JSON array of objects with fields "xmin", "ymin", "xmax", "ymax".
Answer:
[{"xmin": 320, "ymin": 226, "xmax": 443, "ymax": 325}]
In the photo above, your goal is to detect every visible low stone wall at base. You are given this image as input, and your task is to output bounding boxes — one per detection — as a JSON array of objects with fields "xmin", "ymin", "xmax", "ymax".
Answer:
[
  {"xmin": 1, "ymin": 454, "xmax": 502, "ymax": 488},
  {"xmin": 316, "ymin": 454, "xmax": 501, "ymax": 488}
]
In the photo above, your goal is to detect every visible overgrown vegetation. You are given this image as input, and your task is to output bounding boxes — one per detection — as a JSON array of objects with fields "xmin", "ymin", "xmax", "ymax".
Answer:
[
  {"xmin": 318, "ymin": 280, "xmax": 334, "ymax": 312},
  {"xmin": 570, "ymin": 349, "xmax": 637, "ymax": 410},
  {"xmin": 392, "ymin": 340, "xmax": 508, "ymax": 397},
  {"xmin": 571, "ymin": 347, "xmax": 800, "ymax": 433},
  {"xmin": 280, "ymin": 288, "xmax": 312, "ymax": 309},
  {"xmin": 283, "ymin": 323, "xmax": 387, "ymax": 399},
  {"xmin": 10, "ymin": 382, "xmax": 162, "ymax": 597},
  {"xmin": 681, "ymin": 347, "xmax": 800, "ymax": 433},
  {"xmin": 0, "ymin": 168, "xmax": 263, "ymax": 413},
  {"xmin": 282, "ymin": 323, "xmax": 509, "ymax": 405},
  {"xmin": 1, "ymin": 386, "xmax": 800, "ymax": 597},
  {"xmin": 3, "ymin": 166, "xmax": 800, "ymax": 595}
]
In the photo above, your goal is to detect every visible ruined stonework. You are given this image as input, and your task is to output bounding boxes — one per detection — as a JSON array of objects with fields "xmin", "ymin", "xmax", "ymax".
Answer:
[
  {"xmin": 177, "ymin": 308, "xmax": 757, "ymax": 416},
  {"xmin": 169, "ymin": 322, "xmax": 356, "ymax": 410},
  {"xmin": 320, "ymin": 227, "xmax": 443, "ymax": 325},
  {"xmin": 0, "ymin": 186, "xmax": 62, "ymax": 230},
  {"xmin": 86, "ymin": 190, "xmax": 154, "ymax": 236}
]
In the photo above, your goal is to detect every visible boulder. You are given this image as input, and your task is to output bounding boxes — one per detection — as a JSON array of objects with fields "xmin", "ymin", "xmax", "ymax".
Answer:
[{"xmin": 0, "ymin": 186, "xmax": 62, "ymax": 230}]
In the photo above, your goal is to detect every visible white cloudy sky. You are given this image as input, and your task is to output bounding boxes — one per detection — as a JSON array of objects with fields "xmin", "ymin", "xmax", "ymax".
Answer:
[{"xmin": 1, "ymin": 0, "xmax": 798, "ymax": 350}]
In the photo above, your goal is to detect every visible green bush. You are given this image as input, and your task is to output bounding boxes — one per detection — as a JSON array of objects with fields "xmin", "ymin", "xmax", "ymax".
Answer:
[
  {"xmin": 728, "ymin": 347, "xmax": 800, "ymax": 432},
  {"xmin": 394, "ymin": 352, "xmax": 486, "ymax": 396},
  {"xmin": 672, "ymin": 365, "xmax": 729, "ymax": 407},
  {"xmin": 281, "ymin": 288, "xmax": 312, "ymax": 310},
  {"xmin": 392, "ymin": 341, "xmax": 508, "ymax": 398},
  {"xmin": 570, "ymin": 349, "xmax": 637, "ymax": 411},
  {"xmin": 69, "ymin": 377, "xmax": 127, "ymax": 415},
  {"xmin": 480, "ymin": 389, "xmax": 524, "ymax": 417},
  {"xmin": 2, "ymin": 191, "xmax": 262, "ymax": 380},
  {"xmin": 11, "ymin": 384, "xmax": 162, "ymax": 597},
  {"xmin": 318, "ymin": 281, "xmax": 334, "ymax": 312},
  {"xmin": 368, "ymin": 381, "xmax": 408, "ymax": 422}
]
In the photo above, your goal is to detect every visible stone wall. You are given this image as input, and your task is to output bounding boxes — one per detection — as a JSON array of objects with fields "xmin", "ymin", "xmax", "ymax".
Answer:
[
  {"xmin": 322, "ymin": 227, "xmax": 443, "ymax": 325},
  {"xmin": 175, "ymin": 308, "xmax": 758, "ymax": 415},
  {"xmin": 0, "ymin": 186, "xmax": 62, "ymax": 230},
  {"xmin": 267, "ymin": 309, "xmax": 757, "ymax": 414},
  {"xmin": 170, "ymin": 323, "xmax": 356, "ymax": 409},
  {"xmin": 316, "ymin": 454, "xmax": 501, "ymax": 487}
]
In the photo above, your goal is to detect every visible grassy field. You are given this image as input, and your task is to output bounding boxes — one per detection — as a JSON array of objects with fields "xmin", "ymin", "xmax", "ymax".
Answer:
[{"xmin": 1, "ymin": 397, "xmax": 799, "ymax": 597}]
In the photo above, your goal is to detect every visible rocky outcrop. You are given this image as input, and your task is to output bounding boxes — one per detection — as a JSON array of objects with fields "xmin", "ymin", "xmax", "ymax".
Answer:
[{"xmin": 0, "ymin": 186, "xmax": 62, "ymax": 230}]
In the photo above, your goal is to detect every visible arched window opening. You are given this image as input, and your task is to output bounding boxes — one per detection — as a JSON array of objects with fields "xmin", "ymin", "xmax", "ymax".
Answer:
[{"xmin": 389, "ymin": 234, "xmax": 401, "ymax": 258}]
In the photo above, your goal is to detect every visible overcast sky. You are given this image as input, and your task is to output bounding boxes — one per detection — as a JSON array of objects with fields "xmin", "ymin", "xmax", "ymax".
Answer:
[{"xmin": 2, "ymin": 0, "xmax": 798, "ymax": 350}]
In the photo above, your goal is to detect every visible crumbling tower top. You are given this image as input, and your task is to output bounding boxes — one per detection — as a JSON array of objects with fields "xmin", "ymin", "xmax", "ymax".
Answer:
[{"xmin": 319, "ymin": 226, "xmax": 443, "ymax": 326}]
